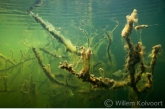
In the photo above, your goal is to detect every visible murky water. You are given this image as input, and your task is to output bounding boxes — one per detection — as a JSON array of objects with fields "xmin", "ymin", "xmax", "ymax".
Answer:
[{"xmin": 0, "ymin": 0, "xmax": 165, "ymax": 108}]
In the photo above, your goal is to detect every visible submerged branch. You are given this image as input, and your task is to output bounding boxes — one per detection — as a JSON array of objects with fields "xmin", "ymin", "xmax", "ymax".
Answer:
[
  {"xmin": 29, "ymin": 11, "xmax": 80, "ymax": 55},
  {"xmin": 59, "ymin": 61, "xmax": 115, "ymax": 89},
  {"xmin": 39, "ymin": 47, "xmax": 68, "ymax": 59},
  {"xmin": 32, "ymin": 47, "xmax": 77, "ymax": 89},
  {"xmin": 121, "ymin": 10, "xmax": 162, "ymax": 102},
  {"xmin": 0, "ymin": 58, "xmax": 35, "ymax": 72},
  {"xmin": 0, "ymin": 52, "xmax": 16, "ymax": 65},
  {"xmin": 59, "ymin": 47, "xmax": 128, "ymax": 89}
]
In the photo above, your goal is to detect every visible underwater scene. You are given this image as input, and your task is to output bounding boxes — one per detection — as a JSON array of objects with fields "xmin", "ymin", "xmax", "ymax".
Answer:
[{"xmin": 0, "ymin": 0, "xmax": 165, "ymax": 108}]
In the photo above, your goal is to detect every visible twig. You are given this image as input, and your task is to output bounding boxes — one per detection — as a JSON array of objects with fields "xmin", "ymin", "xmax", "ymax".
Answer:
[
  {"xmin": 3, "ymin": 76, "xmax": 8, "ymax": 91},
  {"xmin": 150, "ymin": 44, "xmax": 161, "ymax": 75},
  {"xmin": 90, "ymin": 33, "xmax": 99, "ymax": 47},
  {"xmin": 27, "ymin": 0, "xmax": 42, "ymax": 13},
  {"xmin": 104, "ymin": 30, "xmax": 112, "ymax": 63},
  {"xmin": 39, "ymin": 47, "xmax": 58, "ymax": 58},
  {"xmin": 110, "ymin": 18, "xmax": 120, "ymax": 33},
  {"xmin": 93, "ymin": 61, "xmax": 102, "ymax": 69},
  {"xmin": 10, "ymin": 49, "xmax": 13, "ymax": 59},
  {"xmin": 77, "ymin": 27, "xmax": 90, "ymax": 48},
  {"xmin": 20, "ymin": 50, "xmax": 24, "ymax": 62},
  {"xmin": 92, "ymin": 37, "xmax": 105, "ymax": 49}
]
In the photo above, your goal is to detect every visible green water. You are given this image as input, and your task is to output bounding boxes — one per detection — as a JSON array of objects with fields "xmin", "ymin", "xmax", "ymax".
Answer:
[{"xmin": 0, "ymin": 0, "xmax": 165, "ymax": 108}]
